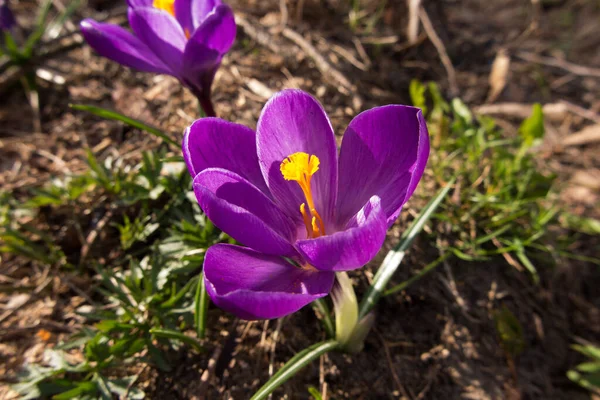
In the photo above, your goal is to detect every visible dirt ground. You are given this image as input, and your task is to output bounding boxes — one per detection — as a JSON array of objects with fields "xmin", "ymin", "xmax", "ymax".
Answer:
[{"xmin": 1, "ymin": 0, "xmax": 600, "ymax": 399}]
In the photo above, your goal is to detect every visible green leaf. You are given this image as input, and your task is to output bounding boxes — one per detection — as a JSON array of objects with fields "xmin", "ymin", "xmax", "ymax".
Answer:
[
  {"xmin": 451, "ymin": 98, "xmax": 472, "ymax": 124},
  {"xmin": 71, "ymin": 104, "xmax": 179, "ymax": 148},
  {"xmin": 519, "ymin": 103, "xmax": 544, "ymax": 148},
  {"xmin": 576, "ymin": 362, "xmax": 600, "ymax": 373},
  {"xmin": 409, "ymin": 79, "xmax": 427, "ymax": 115},
  {"xmin": 307, "ymin": 386, "xmax": 323, "ymax": 400},
  {"xmin": 250, "ymin": 340, "xmax": 339, "ymax": 400},
  {"xmin": 195, "ymin": 273, "xmax": 209, "ymax": 339},
  {"xmin": 572, "ymin": 344, "xmax": 600, "ymax": 361},
  {"xmin": 560, "ymin": 213, "xmax": 600, "ymax": 235},
  {"xmin": 149, "ymin": 328, "xmax": 203, "ymax": 352},
  {"xmin": 493, "ymin": 305, "xmax": 525, "ymax": 356},
  {"xmin": 358, "ymin": 178, "xmax": 455, "ymax": 319},
  {"xmin": 3, "ymin": 31, "xmax": 22, "ymax": 60},
  {"xmin": 52, "ymin": 381, "xmax": 97, "ymax": 399},
  {"xmin": 95, "ymin": 320, "xmax": 136, "ymax": 333},
  {"xmin": 23, "ymin": 0, "xmax": 53, "ymax": 57},
  {"xmin": 161, "ymin": 275, "xmax": 198, "ymax": 308},
  {"xmin": 94, "ymin": 374, "xmax": 112, "ymax": 400}
]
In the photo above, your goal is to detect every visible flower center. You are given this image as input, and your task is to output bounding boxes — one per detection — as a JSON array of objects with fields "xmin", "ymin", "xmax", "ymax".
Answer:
[
  {"xmin": 153, "ymin": 0, "xmax": 175, "ymax": 17},
  {"xmin": 280, "ymin": 152, "xmax": 326, "ymax": 238}
]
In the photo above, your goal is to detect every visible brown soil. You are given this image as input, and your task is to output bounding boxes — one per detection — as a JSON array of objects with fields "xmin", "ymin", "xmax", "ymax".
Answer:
[{"xmin": 1, "ymin": 0, "xmax": 599, "ymax": 399}]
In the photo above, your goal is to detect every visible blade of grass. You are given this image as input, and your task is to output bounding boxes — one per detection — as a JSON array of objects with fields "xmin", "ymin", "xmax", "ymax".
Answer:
[
  {"xmin": 23, "ymin": 0, "xmax": 53, "ymax": 57},
  {"xmin": 46, "ymin": 0, "xmax": 81, "ymax": 39},
  {"xmin": 358, "ymin": 178, "xmax": 455, "ymax": 320},
  {"xmin": 194, "ymin": 273, "xmax": 209, "ymax": 339},
  {"xmin": 250, "ymin": 340, "xmax": 339, "ymax": 400},
  {"xmin": 515, "ymin": 250, "xmax": 539, "ymax": 284},
  {"xmin": 383, "ymin": 253, "xmax": 450, "ymax": 296},
  {"xmin": 70, "ymin": 104, "xmax": 179, "ymax": 148}
]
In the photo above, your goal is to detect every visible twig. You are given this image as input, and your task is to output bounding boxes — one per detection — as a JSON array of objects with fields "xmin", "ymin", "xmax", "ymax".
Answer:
[
  {"xmin": 475, "ymin": 101, "xmax": 600, "ymax": 125},
  {"xmin": 376, "ymin": 330, "xmax": 411, "ymax": 399},
  {"xmin": 319, "ymin": 353, "xmax": 328, "ymax": 400},
  {"xmin": 361, "ymin": 35, "xmax": 399, "ymax": 45},
  {"xmin": 407, "ymin": 0, "xmax": 422, "ymax": 44},
  {"xmin": 198, "ymin": 345, "xmax": 223, "ymax": 399},
  {"xmin": 236, "ymin": 15, "xmax": 292, "ymax": 57},
  {"xmin": 0, "ymin": 276, "xmax": 52, "ymax": 323},
  {"xmin": 474, "ymin": 102, "xmax": 568, "ymax": 121},
  {"xmin": 558, "ymin": 100, "xmax": 600, "ymax": 125},
  {"xmin": 352, "ymin": 37, "xmax": 371, "ymax": 67},
  {"xmin": 79, "ymin": 206, "xmax": 115, "ymax": 266},
  {"xmin": 563, "ymin": 124, "xmax": 600, "ymax": 147},
  {"xmin": 330, "ymin": 43, "xmax": 368, "ymax": 71},
  {"xmin": 419, "ymin": 7, "xmax": 458, "ymax": 95},
  {"xmin": 492, "ymin": 237, "xmax": 523, "ymax": 272},
  {"xmin": 277, "ymin": 0, "xmax": 288, "ymax": 33},
  {"xmin": 295, "ymin": 0, "xmax": 305, "ymax": 23},
  {"xmin": 281, "ymin": 27, "xmax": 355, "ymax": 93},
  {"xmin": 516, "ymin": 52, "xmax": 600, "ymax": 78}
]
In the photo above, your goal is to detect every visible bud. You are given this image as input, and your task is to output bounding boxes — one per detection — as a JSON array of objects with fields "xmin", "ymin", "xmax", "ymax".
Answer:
[{"xmin": 331, "ymin": 272, "xmax": 375, "ymax": 353}]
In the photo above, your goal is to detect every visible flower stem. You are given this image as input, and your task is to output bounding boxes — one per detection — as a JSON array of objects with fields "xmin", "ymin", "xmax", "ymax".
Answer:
[{"xmin": 197, "ymin": 93, "xmax": 216, "ymax": 118}]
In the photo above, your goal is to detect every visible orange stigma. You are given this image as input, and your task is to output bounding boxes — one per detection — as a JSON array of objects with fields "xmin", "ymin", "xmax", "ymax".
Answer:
[{"xmin": 280, "ymin": 152, "xmax": 326, "ymax": 238}]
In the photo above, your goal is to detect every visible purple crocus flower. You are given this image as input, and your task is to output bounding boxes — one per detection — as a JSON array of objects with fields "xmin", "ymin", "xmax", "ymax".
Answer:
[
  {"xmin": 0, "ymin": 0, "xmax": 16, "ymax": 31},
  {"xmin": 183, "ymin": 89, "xmax": 429, "ymax": 320},
  {"xmin": 80, "ymin": 0, "xmax": 236, "ymax": 116}
]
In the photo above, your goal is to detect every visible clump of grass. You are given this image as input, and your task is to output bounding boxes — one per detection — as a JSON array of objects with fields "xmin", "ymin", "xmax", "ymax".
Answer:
[
  {"xmin": 3, "ymin": 146, "xmax": 223, "ymax": 399},
  {"xmin": 413, "ymin": 81, "xmax": 559, "ymax": 283}
]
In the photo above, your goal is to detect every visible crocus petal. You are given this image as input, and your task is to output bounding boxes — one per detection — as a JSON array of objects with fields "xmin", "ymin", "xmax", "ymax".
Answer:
[
  {"xmin": 256, "ymin": 90, "xmax": 338, "ymax": 226},
  {"xmin": 296, "ymin": 196, "xmax": 387, "ymax": 271},
  {"xmin": 128, "ymin": 7, "xmax": 186, "ymax": 72},
  {"xmin": 80, "ymin": 19, "xmax": 170, "ymax": 74},
  {"xmin": 187, "ymin": 4, "xmax": 235, "ymax": 54},
  {"xmin": 193, "ymin": 169, "xmax": 298, "ymax": 256},
  {"xmin": 336, "ymin": 105, "xmax": 429, "ymax": 227},
  {"xmin": 204, "ymin": 244, "xmax": 335, "ymax": 320},
  {"xmin": 183, "ymin": 118, "xmax": 268, "ymax": 193},
  {"xmin": 173, "ymin": 0, "xmax": 194, "ymax": 37},
  {"xmin": 190, "ymin": 0, "xmax": 221, "ymax": 29}
]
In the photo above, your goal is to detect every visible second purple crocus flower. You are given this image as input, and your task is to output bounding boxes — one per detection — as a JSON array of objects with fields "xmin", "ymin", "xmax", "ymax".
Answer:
[
  {"xmin": 80, "ymin": 0, "xmax": 236, "ymax": 116},
  {"xmin": 0, "ymin": 0, "xmax": 16, "ymax": 31},
  {"xmin": 183, "ymin": 89, "xmax": 429, "ymax": 320}
]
